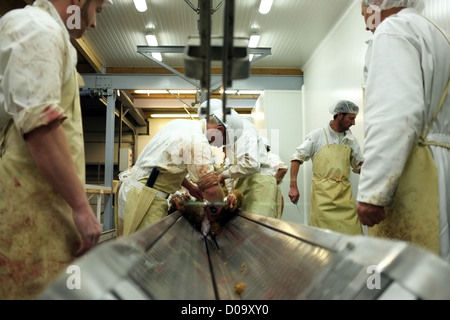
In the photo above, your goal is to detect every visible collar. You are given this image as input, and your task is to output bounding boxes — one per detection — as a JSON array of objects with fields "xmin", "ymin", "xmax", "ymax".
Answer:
[{"xmin": 33, "ymin": 0, "xmax": 68, "ymax": 35}]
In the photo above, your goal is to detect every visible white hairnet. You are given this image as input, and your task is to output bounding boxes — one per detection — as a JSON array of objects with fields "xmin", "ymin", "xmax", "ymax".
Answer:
[
  {"xmin": 198, "ymin": 99, "xmax": 244, "ymax": 144},
  {"xmin": 361, "ymin": 0, "xmax": 424, "ymax": 11},
  {"xmin": 329, "ymin": 100, "xmax": 360, "ymax": 115}
]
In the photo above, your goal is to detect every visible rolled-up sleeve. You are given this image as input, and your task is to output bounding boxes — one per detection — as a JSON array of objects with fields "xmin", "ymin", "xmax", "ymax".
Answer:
[
  {"xmin": 290, "ymin": 134, "xmax": 314, "ymax": 163},
  {"xmin": 0, "ymin": 13, "xmax": 66, "ymax": 136}
]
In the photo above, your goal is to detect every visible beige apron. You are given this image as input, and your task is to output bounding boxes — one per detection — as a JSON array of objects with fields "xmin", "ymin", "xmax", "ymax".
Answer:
[
  {"xmin": 0, "ymin": 72, "xmax": 84, "ymax": 300},
  {"xmin": 276, "ymin": 185, "xmax": 284, "ymax": 219},
  {"xmin": 309, "ymin": 129, "xmax": 363, "ymax": 235},
  {"xmin": 369, "ymin": 79, "xmax": 450, "ymax": 255},
  {"xmin": 121, "ymin": 171, "xmax": 186, "ymax": 236},
  {"xmin": 234, "ymin": 172, "xmax": 278, "ymax": 218}
]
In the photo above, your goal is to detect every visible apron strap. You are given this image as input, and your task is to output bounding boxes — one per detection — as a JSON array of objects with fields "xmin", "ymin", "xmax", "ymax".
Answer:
[
  {"xmin": 323, "ymin": 128, "xmax": 329, "ymax": 145},
  {"xmin": 418, "ymin": 14, "xmax": 450, "ymax": 149},
  {"xmin": 419, "ymin": 78, "xmax": 450, "ymax": 148}
]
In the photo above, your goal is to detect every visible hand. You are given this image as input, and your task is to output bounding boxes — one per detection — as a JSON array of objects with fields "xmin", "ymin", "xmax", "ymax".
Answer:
[
  {"xmin": 72, "ymin": 204, "xmax": 102, "ymax": 257},
  {"xmin": 226, "ymin": 193, "xmax": 235, "ymax": 210},
  {"xmin": 217, "ymin": 173, "xmax": 225, "ymax": 185},
  {"xmin": 356, "ymin": 202, "xmax": 386, "ymax": 227},
  {"xmin": 186, "ymin": 182, "xmax": 204, "ymax": 201},
  {"xmin": 197, "ymin": 172, "xmax": 220, "ymax": 191},
  {"xmin": 288, "ymin": 186, "xmax": 300, "ymax": 204}
]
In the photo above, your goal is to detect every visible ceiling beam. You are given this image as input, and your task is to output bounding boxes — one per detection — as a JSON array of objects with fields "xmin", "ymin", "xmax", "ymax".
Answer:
[
  {"xmin": 80, "ymin": 73, "xmax": 304, "ymax": 92},
  {"xmin": 105, "ymin": 67, "xmax": 303, "ymax": 76},
  {"xmin": 72, "ymin": 39, "xmax": 103, "ymax": 73}
]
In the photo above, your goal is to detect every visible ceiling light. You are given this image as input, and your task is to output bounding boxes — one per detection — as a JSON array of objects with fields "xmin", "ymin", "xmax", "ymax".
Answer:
[
  {"xmin": 248, "ymin": 35, "xmax": 260, "ymax": 61},
  {"xmin": 145, "ymin": 34, "xmax": 162, "ymax": 61},
  {"xmin": 133, "ymin": 0, "xmax": 147, "ymax": 12},
  {"xmin": 219, "ymin": 89, "xmax": 264, "ymax": 95},
  {"xmin": 150, "ymin": 114, "xmax": 199, "ymax": 118},
  {"xmin": 134, "ymin": 90, "xmax": 198, "ymax": 95},
  {"xmin": 248, "ymin": 35, "xmax": 261, "ymax": 48},
  {"xmin": 259, "ymin": 0, "xmax": 273, "ymax": 14}
]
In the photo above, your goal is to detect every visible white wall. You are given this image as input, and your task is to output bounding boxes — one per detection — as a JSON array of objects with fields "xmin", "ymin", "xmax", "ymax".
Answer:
[
  {"xmin": 296, "ymin": 0, "xmax": 449, "ymax": 226},
  {"xmin": 125, "ymin": 0, "xmax": 449, "ymax": 225},
  {"xmin": 254, "ymin": 90, "xmax": 304, "ymax": 224},
  {"xmin": 285, "ymin": 2, "xmax": 368, "ymax": 226}
]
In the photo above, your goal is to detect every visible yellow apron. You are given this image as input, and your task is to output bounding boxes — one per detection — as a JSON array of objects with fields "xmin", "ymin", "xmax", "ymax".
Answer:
[
  {"xmin": 0, "ymin": 72, "xmax": 84, "ymax": 300},
  {"xmin": 234, "ymin": 173, "xmax": 278, "ymax": 218},
  {"xmin": 309, "ymin": 129, "xmax": 363, "ymax": 235},
  {"xmin": 276, "ymin": 185, "xmax": 284, "ymax": 219},
  {"xmin": 369, "ymin": 79, "xmax": 450, "ymax": 255},
  {"xmin": 121, "ymin": 171, "xmax": 186, "ymax": 236}
]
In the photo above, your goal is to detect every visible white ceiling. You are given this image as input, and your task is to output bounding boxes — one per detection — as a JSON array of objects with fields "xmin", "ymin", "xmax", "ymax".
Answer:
[
  {"xmin": 80, "ymin": 0, "xmax": 355, "ymax": 71},
  {"xmin": 1, "ymin": 0, "xmax": 356, "ymax": 117}
]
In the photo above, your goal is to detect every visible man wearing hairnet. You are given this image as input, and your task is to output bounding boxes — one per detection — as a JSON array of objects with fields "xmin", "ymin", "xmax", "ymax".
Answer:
[
  {"xmin": 116, "ymin": 100, "xmax": 243, "ymax": 237},
  {"xmin": 289, "ymin": 100, "xmax": 364, "ymax": 235},
  {"xmin": 357, "ymin": 0, "xmax": 450, "ymax": 261},
  {"xmin": 199, "ymin": 99, "xmax": 279, "ymax": 218},
  {"xmin": 260, "ymin": 137, "xmax": 288, "ymax": 219},
  {"xmin": 0, "ymin": 0, "xmax": 112, "ymax": 299}
]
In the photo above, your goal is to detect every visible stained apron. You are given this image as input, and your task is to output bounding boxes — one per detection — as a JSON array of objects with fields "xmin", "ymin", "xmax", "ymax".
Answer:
[
  {"xmin": 369, "ymin": 79, "xmax": 450, "ymax": 255},
  {"xmin": 310, "ymin": 133, "xmax": 363, "ymax": 235},
  {"xmin": 276, "ymin": 185, "xmax": 284, "ymax": 219},
  {"xmin": 369, "ymin": 144, "xmax": 439, "ymax": 254},
  {"xmin": 121, "ymin": 171, "xmax": 186, "ymax": 236},
  {"xmin": 234, "ymin": 173, "xmax": 278, "ymax": 218},
  {"xmin": 369, "ymin": 17, "xmax": 450, "ymax": 257},
  {"xmin": 0, "ymin": 72, "xmax": 83, "ymax": 299}
]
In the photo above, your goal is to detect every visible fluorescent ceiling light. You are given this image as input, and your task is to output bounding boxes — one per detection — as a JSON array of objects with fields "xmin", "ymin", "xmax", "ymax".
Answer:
[
  {"xmin": 150, "ymin": 114, "xmax": 199, "ymax": 118},
  {"xmin": 259, "ymin": 0, "xmax": 273, "ymax": 14},
  {"xmin": 133, "ymin": 0, "xmax": 147, "ymax": 12},
  {"xmin": 219, "ymin": 89, "xmax": 264, "ymax": 95},
  {"xmin": 248, "ymin": 35, "xmax": 261, "ymax": 48},
  {"xmin": 145, "ymin": 34, "xmax": 162, "ymax": 61},
  {"xmin": 134, "ymin": 90, "xmax": 198, "ymax": 95},
  {"xmin": 248, "ymin": 34, "xmax": 260, "ymax": 62}
]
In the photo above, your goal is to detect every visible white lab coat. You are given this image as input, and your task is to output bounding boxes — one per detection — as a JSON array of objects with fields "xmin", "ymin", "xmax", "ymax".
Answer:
[
  {"xmin": 260, "ymin": 151, "xmax": 288, "ymax": 177},
  {"xmin": 222, "ymin": 118, "xmax": 265, "ymax": 179},
  {"xmin": 0, "ymin": 0, "xmax": 84, "ymax": 299},
  {"xmin": 222, "ymin": 118, "xmax": 278, "ymax": 217},
  {"xmin": 290, "ymin": 124, "xmax": 364, "ymax": 173},
  {"xmin": 117, "ymin": 119, "xmax": 215, "ymax": 220},
  {"xmin": 357, "ymin": 8, "xmax": 450, "ymax": 262}
]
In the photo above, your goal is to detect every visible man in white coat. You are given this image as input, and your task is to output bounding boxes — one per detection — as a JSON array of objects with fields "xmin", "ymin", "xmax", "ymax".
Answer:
[
  {"xmin": 0, "ymin": 0, "xmax": 111, "ymax": 299},
  {"xmin": 116, "ymin": 103, "xmax": 244, "ymax": 237},
  {"xmin": 289, "ymin": 100, "xmax": 364, "ymax": 235},
  {"xmin": 199, "ymin": 99, "xmax": 279, "ymax": 218},
  {"xmin": 357, "ymin": 0, "xmax": 450, "ymax": 262},
  {"xmin": 260, "ymin": 137, "xmax": 288, "ymax": 219}
]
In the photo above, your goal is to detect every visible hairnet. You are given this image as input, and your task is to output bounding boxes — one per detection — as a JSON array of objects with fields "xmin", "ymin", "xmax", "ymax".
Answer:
[
  {"xmin": 198, "ymin": 99, "xmax": 244, "ymax": 144},
  {"xmin": 329, "ymin": 100, "xmax": 360, "ymax": 115},
  {"xmin": 361, "ymin": 0, "xmax": 424, "ymax": 11}
]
